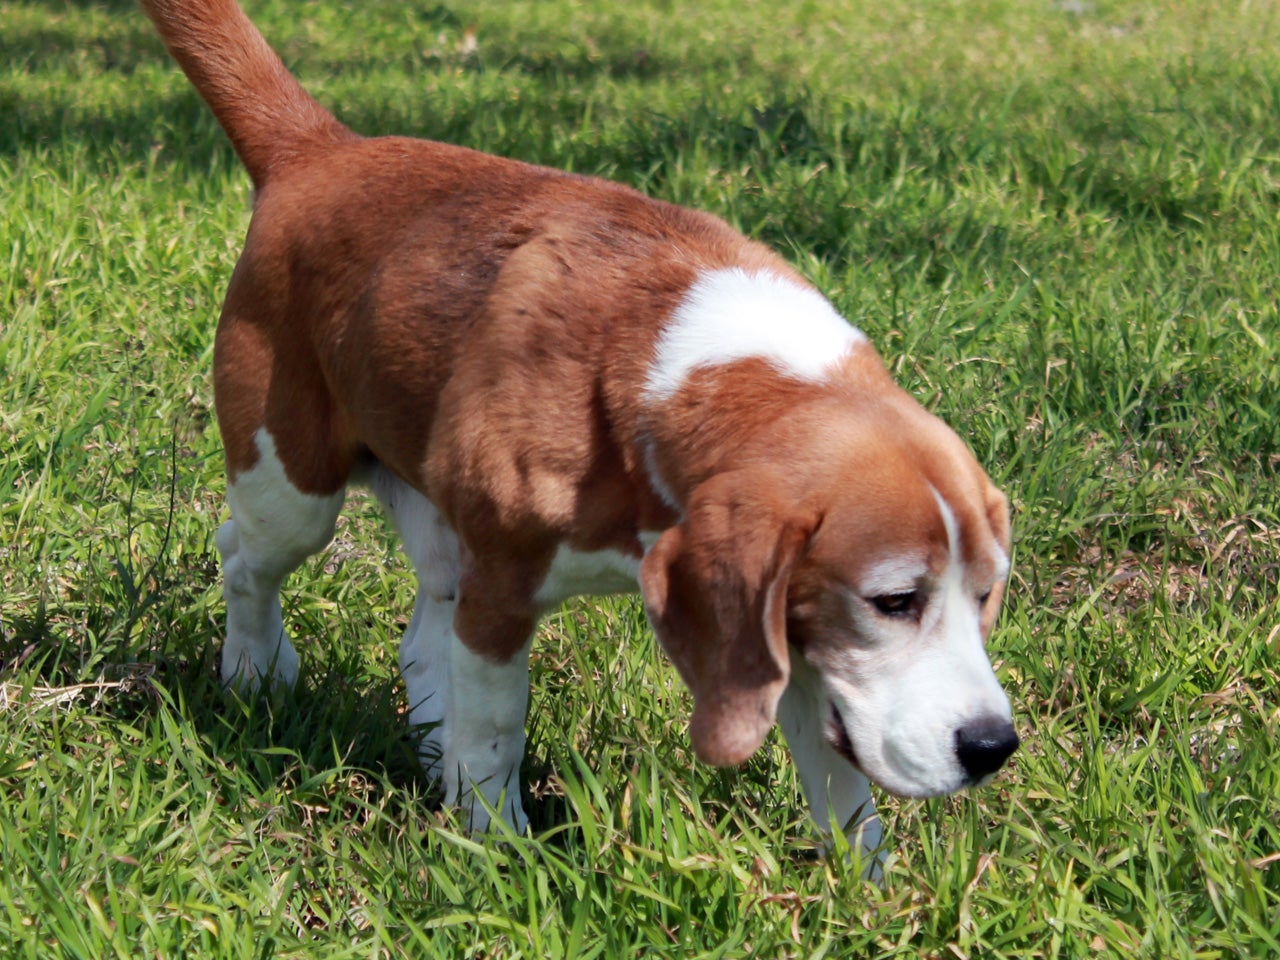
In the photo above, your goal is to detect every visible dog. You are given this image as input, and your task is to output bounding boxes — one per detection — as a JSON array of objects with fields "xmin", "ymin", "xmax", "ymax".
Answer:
[{"xmin": 139, "ymin": 0, "xmax": 1019, "ymax": 861}]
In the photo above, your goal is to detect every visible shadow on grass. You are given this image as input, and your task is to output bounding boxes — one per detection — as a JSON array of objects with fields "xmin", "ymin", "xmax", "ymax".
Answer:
[
  {"xmin": 10, "ymin": 0, "xmax": 1254, "ymax": 281},
  {"xmin": 11, "ymin": 0, "xmax": 1278, "ymax": 283},
  {"xmin": 21, "ymin": 0, "xmax": 140, "ymax": 12},
  {"xmin": 0, "ymin": 587, "xmax": 591, "ymax": 838},
  {"xmin": 0, "ymin": 582, "xmax": 433, "ymax": 802}
]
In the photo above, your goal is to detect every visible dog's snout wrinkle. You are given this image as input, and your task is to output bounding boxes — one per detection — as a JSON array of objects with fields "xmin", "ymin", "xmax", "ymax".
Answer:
[{"xmin": 954, "ymin": 716, "xmax": 1019, "ymax": 783}]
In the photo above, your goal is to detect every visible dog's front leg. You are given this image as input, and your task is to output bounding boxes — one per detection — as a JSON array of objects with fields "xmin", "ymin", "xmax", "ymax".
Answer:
[
  {"xmin": 442, "ymin": 625, "xmax": 532, "ymax": 835},
  {"xmin": 400, "ymin": 593, "xmax": 454, "ymax": 781},
  {"xmin": 777, "ymin": 656, "xmax": 885, "ymax": 879}
]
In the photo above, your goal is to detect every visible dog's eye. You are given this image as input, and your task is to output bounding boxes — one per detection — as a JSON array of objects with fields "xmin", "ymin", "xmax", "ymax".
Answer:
[
  {"xmin": 978, "ymin": 590, "xmax": 993, "ymax": 606},
  {"xmin": 869, "ymin": 592, "xmax": 918, "ymax": 618}
]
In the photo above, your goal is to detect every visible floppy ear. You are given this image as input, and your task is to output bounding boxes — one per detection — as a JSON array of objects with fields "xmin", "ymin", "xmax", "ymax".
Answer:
[{"xmin": 639, "ymin": 469, "xmax": 817, "ymax": 766}]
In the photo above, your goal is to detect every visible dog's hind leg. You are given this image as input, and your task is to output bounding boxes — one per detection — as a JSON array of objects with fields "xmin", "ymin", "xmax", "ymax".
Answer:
[
  {"xmin": 215, "ymin": 427, "xmax": 346, "ymax": 690},
  {"xmin": 368, "ymin": 468, "xmax": 460, "ymax": 781}
]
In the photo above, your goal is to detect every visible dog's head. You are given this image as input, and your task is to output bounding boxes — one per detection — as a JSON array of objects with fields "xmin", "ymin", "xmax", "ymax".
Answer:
[{"xmin": 639, "ymin": 406, "xmax": 1017, "ymax": 797}]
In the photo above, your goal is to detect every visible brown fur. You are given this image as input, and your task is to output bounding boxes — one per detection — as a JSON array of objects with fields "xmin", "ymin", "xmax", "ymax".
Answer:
[{"xmin": 141, "ymin": 0, "xmax": 1011, "ymax": 767}]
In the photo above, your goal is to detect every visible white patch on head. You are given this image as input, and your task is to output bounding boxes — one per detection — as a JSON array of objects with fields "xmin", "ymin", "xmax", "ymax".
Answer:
[
  {"xmin": 643, "ymin": 268, "xmax": 866, "ymax": 401},
  {"xmin": 933, "ymin": 488, "xmax": 958, "ymax": 558}
]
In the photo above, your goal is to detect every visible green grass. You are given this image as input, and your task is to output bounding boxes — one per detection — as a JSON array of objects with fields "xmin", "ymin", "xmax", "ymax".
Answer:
[{"xmin": 2, "ymin": 0, "xmax": 1278, "ymax": 955}]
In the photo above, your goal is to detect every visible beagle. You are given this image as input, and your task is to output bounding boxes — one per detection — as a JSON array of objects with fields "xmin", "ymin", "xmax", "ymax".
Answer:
[{"xmin": 141, "ymin": 0, "xmax": 1019, "ymax": 860}]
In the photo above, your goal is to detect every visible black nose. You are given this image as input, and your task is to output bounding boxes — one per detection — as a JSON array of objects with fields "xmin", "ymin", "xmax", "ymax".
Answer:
[{"xmin": 955, "ymin": 717, "xmax": 1019, "ymax": 782}]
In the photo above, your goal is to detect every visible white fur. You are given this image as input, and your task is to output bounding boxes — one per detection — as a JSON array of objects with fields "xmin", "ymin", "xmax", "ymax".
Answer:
[
  {"xmin": 368, "ymin": 468, "xmax": 460, "ymax": 601},
  {"xmin": 817, "ymin": 491, "xmax": 1012, "ymax": 797},
  {"xmin": 857, "ymin": 555, "xmax": 929, "ymax": 598},
  {"xmin": 776, "ymin": 656, "xmax": 884, "ymax": 878},
  {"xmin": 368, "ymin": 469, "xmax": 460, "ymax": 775},
  {"xmin": 643, "ymin": 268, "xmax": 866, "ymax": 401},
  {"xmin": 534, "ymin": 544, "xmax": 642, "ymax": 608},
  {"xmin": 533, "ymin": 533, "xmax": 660, "ymax": 608},
  {"xmin": 217, "ymin": 429, "xmax": 343, "ymax": 688},
  {"xmin": 993, "ymin": 544, "xmax": 1011, "ymax": 582},
  {"xmin": 934, "ymin": 488, "xmax": 960, "ymax": 564},
  {"xmin": 370, "ymin": 468, "xmax": 533, "ymax": 831},
  {"xmin": 445, "ymin": 637, "xmax": 532, "ymax": 833},
  {"xmin": 642, "ymin": 440, "xmax": 681, "ymax": 511}
]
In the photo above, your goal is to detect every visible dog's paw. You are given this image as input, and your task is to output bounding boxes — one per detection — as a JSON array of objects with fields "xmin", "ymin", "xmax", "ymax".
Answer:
[{"xmin": 220, "ymin": 631, "xmax": 300, "ymax": 692}]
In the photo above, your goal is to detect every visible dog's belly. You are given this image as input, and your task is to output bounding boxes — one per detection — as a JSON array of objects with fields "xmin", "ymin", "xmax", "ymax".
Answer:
[{"xmin": 533, "ymin": 542, "xmax": 649, "ymax": 608}]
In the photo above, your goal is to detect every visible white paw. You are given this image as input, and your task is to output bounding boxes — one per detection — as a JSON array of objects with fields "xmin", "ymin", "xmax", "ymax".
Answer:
[
  {"xmin": 220, "ymin": 631, "xmax": 300, "ymax": 691},
  {"xmin": 444, "ymin": 764, "xmax": 528, "ymax": 836},
  {"xmin": 462, "ymin": 791, "xmax": 529, "ymax": 836}
]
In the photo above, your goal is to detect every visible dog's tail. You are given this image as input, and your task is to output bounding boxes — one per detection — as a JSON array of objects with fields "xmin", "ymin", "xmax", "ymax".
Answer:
[{"xmin": 140, "ymin": 0, "xmax": 354, "ymax": 188}]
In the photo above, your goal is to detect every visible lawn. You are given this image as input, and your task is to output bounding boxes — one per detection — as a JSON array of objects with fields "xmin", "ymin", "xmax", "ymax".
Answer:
[{"xmin": 1, "ymin": 0, "xmax": 1278, "ymax": 956}]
